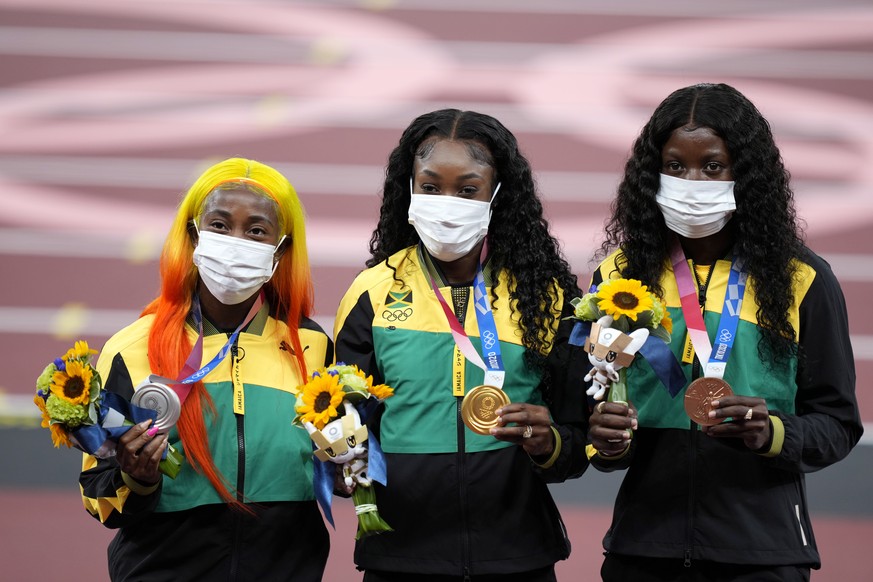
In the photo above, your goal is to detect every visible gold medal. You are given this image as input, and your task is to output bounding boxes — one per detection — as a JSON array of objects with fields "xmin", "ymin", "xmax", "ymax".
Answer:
[{"xmin": 461, "ymin": 385, "xmax": 510, "ymax": 435}]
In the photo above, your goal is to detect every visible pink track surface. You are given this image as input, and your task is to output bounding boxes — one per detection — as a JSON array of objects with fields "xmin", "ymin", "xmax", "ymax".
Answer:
[{"xmin": 2, "ymin": 490, "xmax": 871, "ymax": 581}]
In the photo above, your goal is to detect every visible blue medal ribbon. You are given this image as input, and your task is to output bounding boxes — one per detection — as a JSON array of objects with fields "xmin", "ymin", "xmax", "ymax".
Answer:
[
  {"xmin": 167, "ymin": 293, "xmax": 263, "ymax": 402},
  {"xmin": 426, "ymin": 241, "xmax": 506, "ymax": 388},
  {"xmin": 704, "ymin": 258, "xmax": 746, "ymax": 379},
  {"xmin": 472, "ymin": 257, "xmax": 505, "ymax": 384}
]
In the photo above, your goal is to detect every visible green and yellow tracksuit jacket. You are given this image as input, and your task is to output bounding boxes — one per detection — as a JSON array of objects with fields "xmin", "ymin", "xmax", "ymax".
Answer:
[
  {"xmin": 334, "ymin": 245, "xmax": 589, "ymax": 576},
  {"xmin": 78, "ymin": 304, "xmax": 331, "ymax": 581},
  {"xmin": 589, "ymin": 247, "xmax": 862, "ymax": 568}
]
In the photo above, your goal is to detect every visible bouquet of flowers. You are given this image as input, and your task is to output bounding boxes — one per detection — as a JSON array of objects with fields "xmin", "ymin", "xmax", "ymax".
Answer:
[
  {"xmin": 569, "ymin": 278, "xmax": 673, "ymax": 405},
  {"xmin": 34, "ymin": 340, "xmax": 183, "ymax": 478},
  {"xmin": 293, "ymin": 363, "xmax": 394, "ymax": 539}
]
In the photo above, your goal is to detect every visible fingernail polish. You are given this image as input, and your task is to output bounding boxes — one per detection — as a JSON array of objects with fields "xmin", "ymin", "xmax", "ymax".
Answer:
[{"xmin": 147, "ymin": 427, "xmax": 159, "ymax": 437}]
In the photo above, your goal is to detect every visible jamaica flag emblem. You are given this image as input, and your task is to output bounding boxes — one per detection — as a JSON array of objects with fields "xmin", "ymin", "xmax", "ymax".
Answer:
[{"xmin": 382, "ymin": 290, "xmax": 413, "ymax": 322}]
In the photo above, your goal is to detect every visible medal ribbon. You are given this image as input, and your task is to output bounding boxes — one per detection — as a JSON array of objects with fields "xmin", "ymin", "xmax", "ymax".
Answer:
[
  {"xmin": 169, "ymin": 291, "xmax": 265, "ymax": 403},
  {"xmin": 425, "ymin": 241, "xmax": 506, "ymax": 390},
  {"xmin": 670, "ymin": 240, "xmax": 746, "ymax": 379}
]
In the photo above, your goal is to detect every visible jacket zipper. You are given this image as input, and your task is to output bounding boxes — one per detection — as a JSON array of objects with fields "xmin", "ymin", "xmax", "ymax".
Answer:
[
  {"xmin": 229, "ymin": 338, "xmax": 246, "ymax": 580},
  {"xmin": 457, "ymin": 396, "xmax": 471, "ymax": 581},
  {"xmin": 685, "ymin": 409, "xmax": 697, "ymax": 568},
  {"xmin": 685, "ymin": 262, "xmax": 715, "ymax": 568},
  {"xmin": 451, "ymin": 285, "xmax": 472, "ymax": 582}
]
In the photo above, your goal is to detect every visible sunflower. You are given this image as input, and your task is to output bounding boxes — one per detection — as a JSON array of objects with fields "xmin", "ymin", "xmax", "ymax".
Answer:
[
  {"xmin": 63, "ymin": 340, "xmax": 97, "ymax": 363},
  {"xmin": 368, "ymin": 383, "xmax": 394, "ymax": 400},
  {"xmin": 596, "ymin": 279, "xmax": 654, "ymax": 322},
  {"xmin": 296, "ymin": 373, "xmax": 344, "ymax": 430},
  {"xmin": 49, "ymin": 359, "xmax": 93, "ymax": 406},
  {"xmin": 33, "ymin": 395, "xmax": 51, "ymax": 429},
  {"xmin": 50, "ymin": 423, "xmax": 72, "ymax": 448},
  {"xmin": 660, "ymin": 309, "xmax": 673, "ymax": 334}
]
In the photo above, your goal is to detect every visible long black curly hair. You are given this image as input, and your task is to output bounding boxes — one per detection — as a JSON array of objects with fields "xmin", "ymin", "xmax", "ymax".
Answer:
[
  {"xmin": 600, "ymin": 83, "xmax": 803, "ymax": 361},
  {"xmin": 368, "ymin": 109, "xmax": 579, "ymax": 367}
]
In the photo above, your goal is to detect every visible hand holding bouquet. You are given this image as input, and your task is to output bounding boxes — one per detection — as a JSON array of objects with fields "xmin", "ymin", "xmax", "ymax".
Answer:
[
  {"xmin": 570, "ymin": 279, "xmax": 673, "ymax": 405},
  {"xmin": 293, "ymin": 363, "xmax": 394, "ymax": 539},
  {"xmin": 34, "ymin": 340, "xmax": 183, "ymax": 478}
]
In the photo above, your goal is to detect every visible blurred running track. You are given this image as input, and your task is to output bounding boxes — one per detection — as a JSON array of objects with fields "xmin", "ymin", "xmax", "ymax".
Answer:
[{"xmin": 1, "ymin": 1, "xmax": 871, "ymax": 580}]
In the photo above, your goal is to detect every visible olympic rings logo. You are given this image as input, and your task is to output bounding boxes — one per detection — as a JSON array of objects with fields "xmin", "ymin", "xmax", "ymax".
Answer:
[
  {"xmin": 718, "ymin": 329, "xmax": 733, "ymax": 343},
  {"xmin": 482, "ymin": 329, "xmax": 497, "ymax": 349},
  {"xmin": 382, "ymin": 307, "xmax": 413, "ymax": 322}
]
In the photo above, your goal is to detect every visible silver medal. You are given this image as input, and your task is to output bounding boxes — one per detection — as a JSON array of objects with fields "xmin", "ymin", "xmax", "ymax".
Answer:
[{"xmin": 132, "ymin": 375, "xmax": 181, "ymax": 432}]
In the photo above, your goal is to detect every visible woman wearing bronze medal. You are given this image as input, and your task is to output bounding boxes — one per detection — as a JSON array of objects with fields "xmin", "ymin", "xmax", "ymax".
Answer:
[
  {"xmin": 77, "ymin": 159, "xmax": 332, "ymax": 581},
  {"xmin": 586, "ymin": 84, "xmax": 862, "ymax": 581},
  {"xmin": 334, "ymin": 109, "xmax": 589, "ymax": 580}
]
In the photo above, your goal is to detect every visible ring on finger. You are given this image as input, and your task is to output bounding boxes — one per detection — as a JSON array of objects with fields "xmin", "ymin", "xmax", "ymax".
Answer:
[{"xmin": 522, "ymin": 425, "xmax": 533, "ymax": 439}]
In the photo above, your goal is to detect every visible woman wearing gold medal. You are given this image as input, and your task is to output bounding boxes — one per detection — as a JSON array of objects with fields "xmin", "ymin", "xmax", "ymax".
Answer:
[
  {"xmin": 587, "ymin": 84, "xmax": 862, "ymax": 581},
  {"xmin": 334, "ymin": 109, "xmax": 589, "ymax": 580}
]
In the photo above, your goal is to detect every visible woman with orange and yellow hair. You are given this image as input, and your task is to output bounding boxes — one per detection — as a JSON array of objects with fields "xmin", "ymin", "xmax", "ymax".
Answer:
[{"xmin": 79, "ymin": 158, "xmax": 331, "ymax": 581}]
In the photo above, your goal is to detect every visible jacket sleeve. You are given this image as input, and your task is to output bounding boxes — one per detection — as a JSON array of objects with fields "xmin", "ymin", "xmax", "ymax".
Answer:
[
  {"xmin": 532, "ymin": 295, "xmax": 590, "ymax": 482},
  {"xmin": 80, "ymin": 453, "xmax": 162, "ymax": 528},
  {"xmin": 765, "ymin": 252, "xmax": 863, "ymax": 473},
  {"xmin": 334, "ymin": 287, "xmax": 383, "ymax": 385},
  {"xmin": 79, "ymin": 353, "xmax": 163, "ymax": 528}
]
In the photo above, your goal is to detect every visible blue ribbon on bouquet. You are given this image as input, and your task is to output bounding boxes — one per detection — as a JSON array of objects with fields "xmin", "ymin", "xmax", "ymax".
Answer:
[
  {"xmin": 570, "ymin": 320, "xmax": 685, "ymax": 398},
  {"xmin": 312, "ymin": 397, "xmax": 387, "ymax": 528},
  {"xmin": 69, "ymin": 392, "xmax": 170, "ymax": 458}
]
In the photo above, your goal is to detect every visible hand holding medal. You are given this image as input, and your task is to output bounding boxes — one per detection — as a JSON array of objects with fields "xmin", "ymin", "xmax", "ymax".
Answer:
[
  {"xmin": 461, "ymin": 385, "xmax": 509, "ymax": 435},
  {"xmin": 684, "ymin": 377, "xmax": 733, "ymax": 426},
  {"xmin": 131, "ymin": 375, "xmax": 182, "ymax": 433},
  {"xmin": 698, "ymin": 393, "xmax": 772, "ymax": 451}
]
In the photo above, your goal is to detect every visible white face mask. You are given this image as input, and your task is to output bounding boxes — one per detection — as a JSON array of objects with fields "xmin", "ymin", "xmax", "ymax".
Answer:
[
  {"xmin": 192, "ymin": 229, "xmax": 285, "ymax": 305},
  {"xmin": 407, "ymin": 179, "xmax": 500, "ymax": 262},
  {"xmin": 655, "ymin": 173, "xmax": 736, "ymax": 239}
]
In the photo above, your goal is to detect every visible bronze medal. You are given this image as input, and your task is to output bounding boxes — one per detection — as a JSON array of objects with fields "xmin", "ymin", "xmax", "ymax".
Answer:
[
  {"xmin": 684, "ymin": 377, "xmax": 733, "ymax": 426},
  {"xmin": 461, "ymin": 385, "xmax": 510, "ymax": 435}
]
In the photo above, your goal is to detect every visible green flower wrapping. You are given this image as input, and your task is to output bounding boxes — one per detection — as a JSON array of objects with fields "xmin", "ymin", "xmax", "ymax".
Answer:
[{"xmin": 352, "ymin": 482, "xmax": 393, "ymax": 540}]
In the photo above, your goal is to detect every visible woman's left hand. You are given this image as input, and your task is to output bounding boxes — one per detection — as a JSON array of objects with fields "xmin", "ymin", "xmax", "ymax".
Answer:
[
  {"xmin": 700, "ymin": 394, "xmax": 771, "ymax": 451},
  {"xmin": 491, "ymin": 403, "xmax": 555, "ymax": 458}
]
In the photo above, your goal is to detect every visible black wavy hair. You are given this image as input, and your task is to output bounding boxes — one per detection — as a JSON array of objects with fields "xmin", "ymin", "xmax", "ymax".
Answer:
[
  {"xmin": 600, "ymin": 83, "xmax": 803, "ymax": 361},
  {"xmin": 368, "ymin": 109, "xmax": 579, "ymax": 367}
]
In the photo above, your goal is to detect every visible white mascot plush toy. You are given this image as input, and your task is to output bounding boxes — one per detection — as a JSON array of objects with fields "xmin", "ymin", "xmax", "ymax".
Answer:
[
  {"xmin": 305, "ymin": 401, "xmax": 371, "ymax": 487},
  {"xmin": 584, "ymin": 315, "xmax": 649, "ymax": 401}
]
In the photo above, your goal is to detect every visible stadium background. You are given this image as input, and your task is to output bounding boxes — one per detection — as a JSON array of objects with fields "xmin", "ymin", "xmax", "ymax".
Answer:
[{"xmin": 0, "ymin": 1, "xmax": 870, "ymax": 579}]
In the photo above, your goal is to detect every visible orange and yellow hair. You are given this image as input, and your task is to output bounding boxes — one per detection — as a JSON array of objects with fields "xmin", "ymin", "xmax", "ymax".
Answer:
[{"xmin": 141, "ymin": 157, "xmax": 314, "ymax": 507}]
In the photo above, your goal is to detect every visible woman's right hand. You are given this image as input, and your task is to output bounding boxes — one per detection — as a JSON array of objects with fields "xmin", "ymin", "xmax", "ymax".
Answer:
[
  {"xmin": 116, "ymin": 420, "xmax": 167, "ymax": 485},
  {"xmin": 588, "ymin": 400, "xmax": 637, "ymax": 456},
  {"xmin": 334, "ymin": 463, "xmax": 354, "ymax": 497}
]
